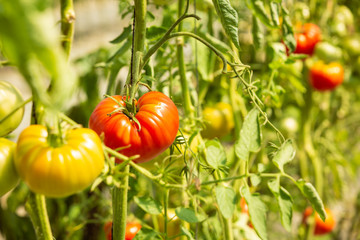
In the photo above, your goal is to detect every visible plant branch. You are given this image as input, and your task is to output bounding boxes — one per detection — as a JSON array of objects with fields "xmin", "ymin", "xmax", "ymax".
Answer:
[{"xmin": 60, "ymin": 0, "xmax": 75, "ymax": 59}]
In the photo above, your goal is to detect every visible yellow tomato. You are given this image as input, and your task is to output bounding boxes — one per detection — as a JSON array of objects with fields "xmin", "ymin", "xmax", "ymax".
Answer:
[{"xmin": 201, "ymin": 103, "xmax": 234, "ymax": 139}]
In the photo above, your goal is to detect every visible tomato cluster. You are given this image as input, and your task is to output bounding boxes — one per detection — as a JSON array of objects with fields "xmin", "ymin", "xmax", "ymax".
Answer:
[
  {"xmin": 294, "ymin": 23, "xmax": 321, "ymax": 55},
  {"xmin": 89, "ymin": 91, "xmax": 179, "ymax": 163},
  {"xmin": 303, "ymin": 207, "xmax": 336, "ymax": 235}
]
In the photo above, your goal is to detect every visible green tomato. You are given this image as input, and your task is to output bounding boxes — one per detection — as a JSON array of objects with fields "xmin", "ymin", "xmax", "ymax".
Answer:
[
  {"xmin": 201, "ymin": 103, "xmax": 234, "ymax": 139},
  {"xmin": 314, "ymin": 42, "xmax": 342, "ymax": 62},
  {"xmin": 0, "ymin": 81, "xmax": 24, "ymax": 137},
  {"xmin": 0, "ymin": 138, "xmax": 19, "ymax": 196},
  {"xmin": 344, "ymin": 37, "xmax": 360, "ymax": 57}
]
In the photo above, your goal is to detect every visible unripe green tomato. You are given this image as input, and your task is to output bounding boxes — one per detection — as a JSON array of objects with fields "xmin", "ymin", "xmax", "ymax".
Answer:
[
  {"xmin": 0, "ymin": 81, "xmax": 24, "ymax": 137},
  {"xmin": 201, "ymin": 103, "xmax": 234, "ymax": 139},
  {"xmin": 344, "ymin": 37, "xmax": 360, "ymax": 57},
  {"xmin": 314, "ymin": 42, "xmax": 342, "ymax": 62},
  {"xmin": 0, "ymin": 138, "xmax": 19, "ymax": 196},
  {"xmin": 335, "ymin": 6, "xmax": 354, "ymax": 27}
]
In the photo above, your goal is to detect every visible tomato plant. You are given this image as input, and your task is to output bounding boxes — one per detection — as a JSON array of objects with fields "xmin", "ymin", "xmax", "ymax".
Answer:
[
  {"xmin": 303, "ymin": 207, "xmax": 335, "ymax": 235},
  {"xmin": 104, "ymin": 222, "xmax": 141, "ymax": 240},
  {"xmin": 0, "ymin": 138, "xmax": 19, "ymax": 196},
  {"xmin": 293, "ymin": 23, "xmax": 321, "ymax": 55},
  {"xmin": 14, "ymin": 125, "xmax": 105, "ymax": 198},
  {"xmin": 201, "ymin": 102, "xmax": 234, "ymax": 139},
  {"xmin": 0, "ymin": 81, "xmax": 24, "ymax": 137},
  {"xmin": 309, "ymin": 61, "xmax": 344, "ymax": 91},
  {"xmin": 89, "ymin": 91, "xmax": 179, "ymax": 163}
]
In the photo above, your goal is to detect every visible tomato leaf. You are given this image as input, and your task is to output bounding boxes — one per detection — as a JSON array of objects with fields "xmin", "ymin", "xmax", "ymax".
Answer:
[
  {"xmin": 211, "ymin": 0, "xmax": 240, "ymax": 50},
  {"xmin": 175, "ymin": 207, "xmax": 207, "ymax": 223},
  {"xmin": 146, "ymin": 26, "xmax": 168, "ymax": 40},
  {"xmin": 247, "ymin": 0, "xmax": 274, "ymax": 29},
  {"xmin": 110, "ymin": 25, "xmax": 132, "ymax": 44},
  {"xmin": 241, "ymin": 187, "xmax": 268, "ymax": 240},
  {"xmin": 133, "ymin": 227, "xmax": 162, "ymax": 240},
  {"xmin": 215, "ymin": 185, "xmax": 236, "ymax": 219},
  {"xmin": 270, "ymin": 1, "xmax": 280, "ymax": 27},
  {"xmin": 296, "ymin": 179, "xmax": 326, "ymax": 221},
  {"xmin": 235, "ymin": 108, "xmax": 262, "ymax": 161},
  {"xmin": 250, "ymin": 174, "xmax": 262, "ymax": 187},
  {"xmin": 134, "ymin": 196, "xmax": 163, "ymax": 215},
  {"xmin": 205, "ymin": 139, "xmax": 227, "ymax": 170},
  {"xmin": 180, "ymin": 226, "xmax": 195, "ymax": 240},
  {"xmin": 252, "ymin": 15, "xmax": 264, "ymax": 49},
  {"xmin": 281, "ymin": 8, "xmax": 296, "ymax": 53},
  {"xmin": 267, "ymin": 179, "xmax": 293, "ymax": 232},
  {"xmin": 272, "ymin": 139, "xmax": 295, "ymax": 172}
]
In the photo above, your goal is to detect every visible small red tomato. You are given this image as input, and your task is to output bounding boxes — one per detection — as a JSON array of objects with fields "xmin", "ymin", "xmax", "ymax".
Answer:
[
  {"xmin": 240, "ymin": 197, "xmax": 253, "ymax": 228},
  {"xmin": 89, "ymin": 91, "xmax": 179, "ymax": 163},
  {"xmin": 303, "ymin": 207, "xmax": 336, "ymax": 235},
  {"xmin": 104, "ymin": 222, "xmax": 142, "ymax": 240},
  {"xmin": 294, "ymin": 23, "xmax": 321, "ymax": 55},
  {"xmin": 309, "ymin": 61, "xmax": 344, "ymax": 91}
]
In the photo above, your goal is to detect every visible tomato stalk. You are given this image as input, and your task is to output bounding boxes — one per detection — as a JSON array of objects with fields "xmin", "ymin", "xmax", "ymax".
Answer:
[
  {"xmin": 60, "ymin": 0, "xmax": 75, "ymax": 59},
  {"xmin": 25, "ymin": 193, "xmax": 53, "ymax": 240}
]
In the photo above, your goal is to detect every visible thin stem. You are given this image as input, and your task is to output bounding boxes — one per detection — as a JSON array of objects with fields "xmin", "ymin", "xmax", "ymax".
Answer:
[
  {"xmin": 112, "ymin": 165, "xmax": 130, "ymax": 240},
  {"xmin": 60, "ymin": 0, "xmax": 75, "ymax": 59},
  {"xmin": 164, "ymin": 189, "xmax": 169, "ymax": 239},
  {"xmin": 25, "ymin": 193, "xmax": 53, "ymax": 240}
]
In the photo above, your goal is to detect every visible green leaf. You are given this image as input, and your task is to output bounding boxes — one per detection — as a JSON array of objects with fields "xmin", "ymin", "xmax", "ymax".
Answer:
[
  {"xmin": 247, "ymin": 0, "xmax": 274, "ymax": 28},
  {"xmin": 133, "ymin": 227, "xmax": 162, "ymax": 240},
  {"xmin": 110, "ymin": 25, "xmax": 132, "ymax": 44},
  {"xmin": 181, "ymin": 226, "xmax": 195, "ymax": 240},
  {"xmin": 235, "ymin": 108, "xmax": 262, "ymax": 161},
  {"xmin": 134, "ymin": 196, "xmax": 163, "ymax": 215},
  {"xmin": 205, "ymin": 139, "xmax": 227, "ymax": 170},
  {"xmin": 272, "ymin": 139, "xmax": 295, "ymax": 172},
  {"xmin": 242, "ymin": 187, "xmax": 268, "ymax": 240},
  {"xmin": 197, "ymin": 31, "xmax": 233, "ymax": 54},
  {"xmin": 146, "ymin": 26, "xmax": 167, "ymax": 40},
  {"xmin": 250, "ymin": 174, "xmax": 262, "ymax": 187},
  {"xmin": 175, "ymin": 207, "xmax": 207, "ymax": 223},
  {"xmin": 212, "ymin": 0, "xmax": 240, "ymax": 50},
  {"xmin": 296, "ymin": 180, "xmax": 326, "ymax": 221},
  {"xmin": 281, "ymin": 11, "xmax": 296, "ymax": 53},
  {"xmin": 215, "ymin": 185, "xmax": 236, "ymax": 219},
  {"xmin": 270, "ymin": 1, "xmax": 280, "ymax": 27},
  {"xmin": 252, "ymin": 15, "xmax": 264, "ymax": 49},
  {"xmin": 267, "ymin": 179, "xmax": 293, "ymax": 232}
]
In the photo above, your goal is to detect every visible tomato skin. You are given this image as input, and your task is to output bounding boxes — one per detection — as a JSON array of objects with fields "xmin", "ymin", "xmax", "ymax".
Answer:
[
  {"xmin": 303, "ymin": 207, "xmax": 335, "ymax": 235},
  {"xmin": 314, "ymin": 42, "xmax": 342, "ymax": 62},
  {"xmin": 0, "ymin": 138, "xmax": 19, "ymax": 196},
  {"xmin": 104, "ymin": 222, "xmax": 141, "ymax": 240},
  {"xmin": 201, "ymin": 102, "xmax": 234, "ymax": 139},
  {"xmin": 14, "ymin": 125, "xmax": 105, "ymax": 198},
  {"xmin": 309, "ymin": 61, "xmax": 344, "ymax": 91},
  {"xmin": 0, "ymin": 81, "xmax": 24, "ymax": 137},
  {"xmin": 294, "ymin": 23, "xmax": 321, "ymax": 55},
  {"xmin": 89, "ymin": 91, "xmax": 179, "ymax": 164}
]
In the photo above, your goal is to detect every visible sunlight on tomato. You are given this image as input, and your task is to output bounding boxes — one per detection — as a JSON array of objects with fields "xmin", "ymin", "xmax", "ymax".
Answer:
[
  {"xmin": 0, "ymin": 81, "xmax": 24, "ymax": 137},
  {"xmin": 14, "ymin": 125, "xmax": 105, "ymax": 198},
  {"xmin": 104, "ymin": 222, "xmax": 141, "ymax": 240},
  {"xmin": 89, "ymin": 91, "xmax": 179, "ymax": 164},
  {"xmin": 309, "ymin": 61, "xmax": 344, "ymax": 91},
  {"xmin": 294, "ymin": 23, "xmax": 321, "ymax": 55},
  {"xmin": 0, "ymin": 138, "xmax": 19, "ymax": 196}
]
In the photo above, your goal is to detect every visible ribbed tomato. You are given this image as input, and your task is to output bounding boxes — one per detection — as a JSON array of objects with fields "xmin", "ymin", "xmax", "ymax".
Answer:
[
  {"xmin": 89, "ymin": 91, "xmax": 179, "ymax": 164},
  {"xmin": 0, "ymin": 81, "xmax": 24, "ymax": 137},
  {"xmin": 309, "ymin": 61, "xmax": 344, "ymax": 91},
  {"xmin": 303, "ymin": 207, "xmax": 335, "ymax": 235},
  {"xmin": 14, "ymin": 125, "xmax": 105, "ymax": 198},
  {"xmin": 0, "ymin": 138, "xmax": 19, "ymax": 196},
  {"xmin": 294, "ymin": 23, "xmax": 321, "ymax": 55}
]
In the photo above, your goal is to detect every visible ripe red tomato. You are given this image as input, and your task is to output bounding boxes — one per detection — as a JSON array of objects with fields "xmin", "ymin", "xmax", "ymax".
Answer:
[
  {"xmin": 89, "ymin": 91, "xmax": 179, "ymax": 164},
  {"xmin": 0, "ymin": 138, "xmax": 19, "ymax": 196},
  {"xmin": 14, "ymin": 125, "xmax": 105, "ymax": 198},
  {"xmin": 0, "ymin": 81, "xmax": 24, "ymax": 137},
  {"xmin": 309, "ymin": 61, "xmax": 344, "ymax": 91},
  {"xmin": 294, "ymin": 23, "xmax": 321, "ymax": 55},
  {"xmin": 104, "ymin": 222, "xmax": 141, "ymax": 240},
  {"xmin": 240, "ymin": 197, "xmax": 253, "ymax": 228},
  {"xmin": 303, "ymin": 207, "xmax": 335, "ymax": 235}
]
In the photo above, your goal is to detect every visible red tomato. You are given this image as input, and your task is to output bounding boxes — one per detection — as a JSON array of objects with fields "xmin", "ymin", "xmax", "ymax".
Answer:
[
  {"xmin": 309, "ymin": 61, "xmax": 344, "ymax": 91},
  {"xmin": 240, "ymin": 197, "xmax": 253, "ymax": 228},
  {"xmin": 303, "ymin": 207, "xmax": 335, "ymax": 235},
  {"xmin": 294, "ymin": 23, "xmax": 321, "ymax": 55},
  {"xmin": 89, "ymin": 91, "xmax": 179, "ymax": 163},
  {"xmin": 104, "ymin": 222, "xmax": 141, "ymax": 240}
]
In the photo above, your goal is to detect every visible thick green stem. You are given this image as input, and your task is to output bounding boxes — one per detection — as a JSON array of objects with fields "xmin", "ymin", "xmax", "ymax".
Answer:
[
  {"xmin": 25, "ymin": 193, "xmax": 53, "ymax": 240},
  {"xmin": 60, "ymin": 0, "xmax": 75, "ymax": 59},
  {"xmin": 112, "ymin": 164, "xmax": 130, "ymax": 240}
]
